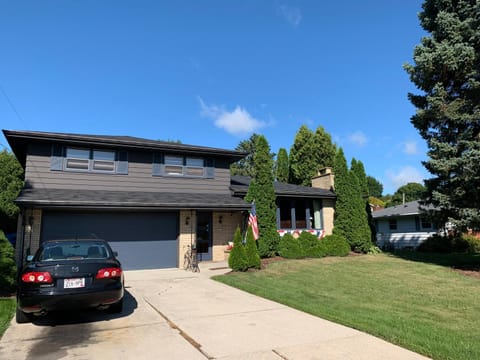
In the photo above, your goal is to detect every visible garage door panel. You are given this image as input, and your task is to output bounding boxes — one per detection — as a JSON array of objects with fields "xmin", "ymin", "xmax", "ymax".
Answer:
[{"xmin": 41, "ymin": 211, "xmax": 178, "ymax": 270}]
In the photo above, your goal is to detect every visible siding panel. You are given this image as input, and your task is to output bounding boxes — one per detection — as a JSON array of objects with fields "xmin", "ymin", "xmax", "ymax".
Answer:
[{"xmin": 25, "ymin": 144, "xmax": 232, "ymax": 194}]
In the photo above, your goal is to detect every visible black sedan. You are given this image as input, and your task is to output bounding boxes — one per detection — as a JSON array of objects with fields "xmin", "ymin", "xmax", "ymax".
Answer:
[{"xmin": 16, "ymin": 239, "xmax": 124, "ymax": 323}]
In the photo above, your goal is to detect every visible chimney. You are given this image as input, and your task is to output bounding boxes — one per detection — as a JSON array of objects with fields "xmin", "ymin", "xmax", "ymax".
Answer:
[{"xmin": 312, "ymin": 167, "xmax": 335, "ymax": 191}]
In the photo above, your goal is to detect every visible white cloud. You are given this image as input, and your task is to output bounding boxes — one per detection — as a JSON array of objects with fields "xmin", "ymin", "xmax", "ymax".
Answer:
[
  {"xmin": 347, "ymin": 131, "xmax": 368, "ymax": 147},
  {"xmin": 402, "ymin": 140, "xmax": 418, "ymax": 155},
  {"xmin": 386, "ymin": 166, "xmax": 424, "ymax": 191},
  {"xmin": 278, "ymin": 3, "xmax": 302, "ymax": 27},
  {"xmin": 198, "ymin": 97, "xmax": 267, "ymax": 136}
]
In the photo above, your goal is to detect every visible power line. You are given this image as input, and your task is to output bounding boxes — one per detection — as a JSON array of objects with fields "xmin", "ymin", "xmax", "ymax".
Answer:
[{"xmin": 0, "ymin": 83, "xmax": 27, "ymax": 128}]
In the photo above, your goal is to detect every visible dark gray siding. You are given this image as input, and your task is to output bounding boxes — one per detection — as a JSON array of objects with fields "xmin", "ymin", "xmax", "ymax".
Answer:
[
  {"xmin": 25, "ymin": 143, "xmax": 231, "ymax": 194},
  {"xmin": 41, "ymin": 211, "xmax": 179, "ymax": 269}
]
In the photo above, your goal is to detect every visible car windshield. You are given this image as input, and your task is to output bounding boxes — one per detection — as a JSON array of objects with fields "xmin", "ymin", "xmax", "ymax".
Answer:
[{"xmin": 38, "ymin": 241, "xmax": 111, "ymax": 261}]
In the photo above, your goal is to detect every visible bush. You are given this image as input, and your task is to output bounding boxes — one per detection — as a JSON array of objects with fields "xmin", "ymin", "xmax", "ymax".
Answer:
[
  {"xmin": 257, "ymin": 229, "xmax": 280, "ymax": 258},
  {"xmin": 321, "ymin": 234, "xmax": 350, "ymax": 257},
  {"xmin": 228, "ymin": 227, "xmax": 248, "ymax": 271},
  {"xmin": 0, "ymin": 230, "xmax": 16, "ymax": 293},
  {"xmin": 278, "ymin": 233, "xmax": 305, "ymax": 259},
  {"xmin": 462, "ymin": 234, "xmax": 480, "ymax": 253},
  {"xmin": 245, "ymin": 226, "xmax": 261, "ymax": 269},
  {"xmin": 418, "ymin": 233, "xmax": 480, "ymax": 253},
  {"xmin": 299, "ymin": 231, "xmax": 325, "ymax": 258}
]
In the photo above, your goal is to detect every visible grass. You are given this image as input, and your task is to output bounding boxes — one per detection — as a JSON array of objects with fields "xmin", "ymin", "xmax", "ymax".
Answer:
[
  {"xmin": 0, "ymin": 297, "xmax": 15, "ymax": 339},
  {"xmin": 214, "ymin": 252, "xmax": 480, "ymax": 360}
]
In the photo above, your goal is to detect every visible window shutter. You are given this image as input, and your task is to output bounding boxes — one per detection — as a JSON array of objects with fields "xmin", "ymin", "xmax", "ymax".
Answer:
[
  {"xmin": 205, "ymin": 158, "xmax": 215, "ymax": 179},
  {"xmin": 50, "ymin": 144, "xmax": 64, "ymax": 171},
  {"xmin": 152, "ymin": 153, "xmax": 164, "ymax": 176},
  {"xmin": 116, "ymin": 150, "xmax": 129, "ymax": 175}
]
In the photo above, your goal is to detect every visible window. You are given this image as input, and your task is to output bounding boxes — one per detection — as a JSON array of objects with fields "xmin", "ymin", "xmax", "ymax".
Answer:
[
  {"xmin": 389, "ymin": 219, "xmax": 397, "ymax": 230},
  {"xmin": 164, "ymin": 155, "xmax": 183, "ymax": 176},
  {"xmin": 421, "ymin": 218, "xmax": 432, "ymax": 229},
  {"xmin": 153, "ymin": 154, "xmax": 211, "ymax": 178},
  {"xmin": 64, "ymin": 148, "xmax": 116, "ymax": 173},
  {"xmin": 93, "ymin": 150, "xmax": 115, "ymax": 172},
  {"xmin": 65, "ymin": 148, "xmax": 89, "ymax": 170}
]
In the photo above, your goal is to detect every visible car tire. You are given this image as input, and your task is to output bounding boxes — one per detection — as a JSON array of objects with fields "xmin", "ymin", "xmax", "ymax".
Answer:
[
  {"xmin": 107, "ymin": 298, "xmax": 123, "ymax": 314},
  {"xmin": 15, "ymin": 308, "xmax": 31, "ymax": 324}
]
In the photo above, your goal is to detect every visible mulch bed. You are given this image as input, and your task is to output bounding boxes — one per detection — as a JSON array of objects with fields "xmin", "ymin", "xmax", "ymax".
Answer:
[{"xmin": 452, "ymin": 265, "xmax": 480, "ymax": 279}]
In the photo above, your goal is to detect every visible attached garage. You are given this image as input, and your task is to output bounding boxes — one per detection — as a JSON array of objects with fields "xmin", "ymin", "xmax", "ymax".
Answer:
[{"xmin": 41, "ymin": 211, "xmax": 179, "ymax": 270}]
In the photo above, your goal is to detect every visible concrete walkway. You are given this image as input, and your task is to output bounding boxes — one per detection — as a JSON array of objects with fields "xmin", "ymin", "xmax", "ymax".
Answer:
[
  {"xmin": 0, "ymin": 262, "xmax": 431, "ymax": 359},
  {"xmin": 130, "ymin": 261, "xmax": 430, "ymax": 360}
]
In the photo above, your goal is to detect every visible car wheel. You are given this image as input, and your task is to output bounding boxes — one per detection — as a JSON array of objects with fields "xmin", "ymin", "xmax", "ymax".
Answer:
[
  {"xmin": 107, "ymin": 298, "xmax": 123, "ymax": 314},
  {"xmin": 16, "ymin": 308, "xmax": 31, "ymax": 324}
]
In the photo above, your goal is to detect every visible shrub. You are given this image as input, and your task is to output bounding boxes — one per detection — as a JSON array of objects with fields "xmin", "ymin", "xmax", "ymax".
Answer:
[
  {"xmin": 0, "ymin": 230, "xmax": 16, "ymax": 293},
  {"xmin": 462, "ymin": 234, "xmax": 480, "ymax": 254},
  {"xmin": 228, "ymin": 227, "xmax": 248, "ymax": 271},
  {"xmin": 321, "ymin": 234, "xmax": 350, "ymax": 257},
  {"xmin": 418, "ymin": 233, "xmax": 480, "ymax": 253},
  {"xmin": 257, "ymin": 229, "xmax": 280, "ymax": 258},
  {"xmin": 245, "ymin": 226, "xmax": 261, "ymax": 269},
  {"xmin": 299, "ymin": 231, "xmax": 325, "ymax": 258},
  {"xmin": 278, "ymin": 233, "xmax": 304, "ymax": 259}
]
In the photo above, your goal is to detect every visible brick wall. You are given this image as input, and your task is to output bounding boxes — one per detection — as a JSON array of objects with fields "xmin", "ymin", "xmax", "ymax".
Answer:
[
  {"xmin": 15, "ymin": 208, "xmax": 42, "ymax": 266},
  {"xmin": 322, "ymin": 198, "xmax": 335, "ymax": 235},
  {"xmin": 178, "ymin": 210, "xmax": 196, "ymax": 268},
  {"xmin": 212, "ymin": 211, "xmax": 243, "ymax": 261}
]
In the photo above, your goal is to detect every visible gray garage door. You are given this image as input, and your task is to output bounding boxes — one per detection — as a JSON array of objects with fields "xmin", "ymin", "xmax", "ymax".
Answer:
[{"xmin": 41, "ymin": 211, "xmax": 179, "ymax": 270}]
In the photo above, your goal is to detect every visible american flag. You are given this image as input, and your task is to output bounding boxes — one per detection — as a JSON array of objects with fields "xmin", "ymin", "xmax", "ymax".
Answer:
[{"xmin": 248, "ymin": 202, "xmax": 259, "ymax": 240}]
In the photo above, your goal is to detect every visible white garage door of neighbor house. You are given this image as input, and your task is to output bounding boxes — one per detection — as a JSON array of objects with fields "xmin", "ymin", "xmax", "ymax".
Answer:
[{"xmin": 40, "ymin": 211, "xmax": 179, "ymax": 270}]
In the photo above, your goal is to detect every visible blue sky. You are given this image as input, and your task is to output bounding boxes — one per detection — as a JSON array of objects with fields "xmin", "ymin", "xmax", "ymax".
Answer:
[{"xmin": 0, "ymin": 0, "xmax": 428, "ymax": 194}]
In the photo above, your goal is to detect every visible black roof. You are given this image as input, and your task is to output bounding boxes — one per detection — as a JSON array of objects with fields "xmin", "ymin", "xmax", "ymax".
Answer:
[
  {"xmin": 16, "ymin": 188, "xmax": 251, "ymax": 211},
  {"xmin": 230, "ymin": 175, "xmax": 336, "ymax": 199},
  {"xmin": 3, "ymin": 129, "xmax": 247, "ymax": 167}
]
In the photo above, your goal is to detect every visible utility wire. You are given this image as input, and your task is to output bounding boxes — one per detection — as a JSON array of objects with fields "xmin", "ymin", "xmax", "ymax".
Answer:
[{"xmin": 0, "ymin": 83, "xmax": 28, "ymax": 128}]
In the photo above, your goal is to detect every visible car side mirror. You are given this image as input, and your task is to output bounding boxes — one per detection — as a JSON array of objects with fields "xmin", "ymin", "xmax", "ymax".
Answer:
[
  {"xmin": 26, "ymin": 255, "xmax": 34, "ymax": 262},
  {"xmin": 113, "ymin": 251, "xmax": 118, "ymax": 257}
]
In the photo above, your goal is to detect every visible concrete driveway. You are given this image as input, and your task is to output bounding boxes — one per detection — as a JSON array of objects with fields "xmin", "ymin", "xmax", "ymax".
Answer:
[{"xmin": 0, "ymin": 262, "xmax": 430, "ymax": 360}]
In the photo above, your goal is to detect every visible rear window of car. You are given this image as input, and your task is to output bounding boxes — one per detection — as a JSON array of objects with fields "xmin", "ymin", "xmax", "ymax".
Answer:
[{"xmin": 38, "ymin": 242, "xmax": 111, "ymax": 261}]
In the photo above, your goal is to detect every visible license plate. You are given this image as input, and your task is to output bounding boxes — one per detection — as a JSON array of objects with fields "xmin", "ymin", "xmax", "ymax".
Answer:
[{"xmin": 64, "ymin": 278, "xmax": 85, "ymax": 289}]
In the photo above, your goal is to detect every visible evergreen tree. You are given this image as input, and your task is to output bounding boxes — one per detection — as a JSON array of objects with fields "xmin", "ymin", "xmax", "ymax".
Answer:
[
  {"xmin": 275, "ymin": 148, "xmax": 289, "ymax": 183},
  {"xmin": 313, "ymin": 126, "xmax": 336, "ymax": 169},
  {"xmin": 351, "ymin": 158, "xmax": 368, "ymax": 197},
  {"xmin": 367, "ymin": 176, "xmax": 383, "ymax": 198},
  {"xmin": 332, "ymin": 148, "xmax": 372, "ymax": 252},
  {"xmin": 289, "ymin": 125, "xmax": 336, "ymax": 186},
  {"xmin": 0, "ymin": 230, "xmax": 16, "ymax": 293},
  {"xmin": 289, "ymin": 125, "xmax": 316, "ymax": 186},
  {"xmin": 404, "ymin": 0, "xmax": 480, "ymax": 230},
  {"xmin": 230, "ymin": 133, "xmax": 275, "ymax": 177},
  {"xmin": 245, "ymin": 135, "xmax": 279, "ymax": 257},
  {"xmin": 228, "ymin": 227, "xmax": 248, "ymax": 271},
  {"xmin": 245, "ymin": 226, "xmax": 261, "ymax": 269}
]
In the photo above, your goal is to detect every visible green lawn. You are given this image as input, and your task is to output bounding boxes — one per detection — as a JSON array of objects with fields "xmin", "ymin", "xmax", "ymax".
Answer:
[
  {"xmin": 0, "ymin": 298, "xmax": 15, "ymax": 339},
  {"xmin": 214, "ymin": 253, "xmax": 480, "ymax": 360}
]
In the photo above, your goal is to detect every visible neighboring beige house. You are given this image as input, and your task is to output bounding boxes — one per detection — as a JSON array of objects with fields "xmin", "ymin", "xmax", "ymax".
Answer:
[{"xmin": 4, "ymin": 129, "xmax": 336, "ymax": 270}]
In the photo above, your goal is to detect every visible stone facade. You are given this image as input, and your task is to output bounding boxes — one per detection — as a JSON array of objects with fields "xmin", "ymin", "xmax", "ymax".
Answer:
[
  {"xmin": 178, "ymin": 210, "xmax": 196, "ymax": 268},
  {"xmin": 212, "ymin": 211, "xmax": 243, "ymax": 261}
]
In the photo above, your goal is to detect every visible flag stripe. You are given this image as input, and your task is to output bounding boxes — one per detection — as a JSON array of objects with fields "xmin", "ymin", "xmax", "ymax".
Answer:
[{"xmin": 248, "ymin": 202, "xmax": 259, "ymax": 240}]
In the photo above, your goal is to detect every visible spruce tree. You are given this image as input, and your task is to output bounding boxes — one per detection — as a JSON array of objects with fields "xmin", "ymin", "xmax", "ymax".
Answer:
[
  {"xmin": 349, "ymin": 168, "xmax": 373, "ymax": 252},
  {"xmin": 245, "ymin": 135, "xmax": 279, "ymax": 257},
  {"xmin": 228, "ymin": 227, "xmax": 248, "ymax": 271},
  {"xmin": 313, "ymin": 126, "xmax": 336, "ymax": 170},
  {"xmin": 367, "ymin": 176, "xmax": 383, "ymax": 198},
  {"xmin": 275, "ymin": 148, "xmax": 289, "ymax": 183},
  {"xmin": 245, "ymin": 226, "xmax": 261, "ymax": 269},
  {"xmin": 351, "ymin": 158, "xmax": 368, "ymax": 198},
  {"xmin": 404, "ymin": 0, "xmax": 480, "ymax": 230}
]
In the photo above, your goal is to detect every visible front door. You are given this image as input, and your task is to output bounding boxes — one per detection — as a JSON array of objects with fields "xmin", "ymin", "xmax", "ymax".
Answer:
[{"xmin": 196, "ymin": 212, "xmax": 212, "ymax": 261}]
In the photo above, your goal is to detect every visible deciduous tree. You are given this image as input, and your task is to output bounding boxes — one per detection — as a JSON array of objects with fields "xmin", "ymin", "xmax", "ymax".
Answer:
[{"xmin": 0, "ymin": 150, "xmax": 24, "ymax": 233}]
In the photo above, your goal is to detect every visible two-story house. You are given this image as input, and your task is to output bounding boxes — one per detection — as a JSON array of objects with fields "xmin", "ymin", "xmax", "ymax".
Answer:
[
  {"xmin": 4, "ymin": 130, "xmax": 251, "ymax": 270},
  {"xmin": 5, "ymin": 129, "xmax": 337, "ymax": 270}
]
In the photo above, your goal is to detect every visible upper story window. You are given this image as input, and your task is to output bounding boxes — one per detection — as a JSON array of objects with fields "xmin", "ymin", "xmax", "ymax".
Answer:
[
  {"xmin": 64, "ymin": 148, "xmax": 116, "ymax": 173},
  {"xmin": 153, "ymin": 153, "xmax": 214, "ymax": 179},
  {"xmin": 51, "ymin": 145, "xmax": 128, "ymax": 175}
]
